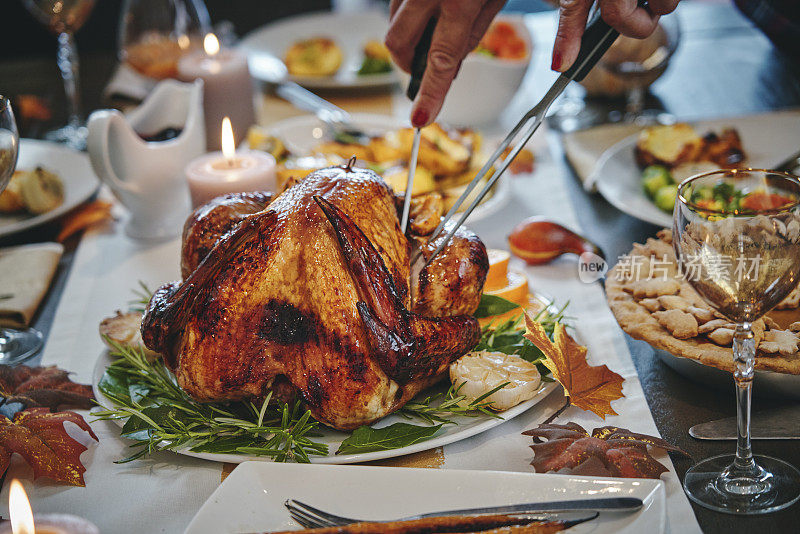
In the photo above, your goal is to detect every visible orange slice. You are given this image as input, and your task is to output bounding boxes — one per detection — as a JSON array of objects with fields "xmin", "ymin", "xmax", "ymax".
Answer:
[
  {"xmin": 484, "ymin": 249, "xmax": 511, "ymax": 292},
  {"xmin": 486, "ymin": 269, "xmax": 528, "ymax": 307}
]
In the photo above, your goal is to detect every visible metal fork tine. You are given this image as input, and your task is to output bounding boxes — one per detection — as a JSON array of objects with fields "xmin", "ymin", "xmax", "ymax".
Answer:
[
  {"xmin": 288, "ymin": 509, "xmax": 324, "ymax": 529},
  {"xmin": 426, "ymin": 113, "xmax": 533, "ymax": 244},
  {"xmin": 288, "ymin": 499, "xmax": 355, "ymax": 526},
  {"xmin": 422, "ymin": 116, "xmax": 543, "ymax": 269}
]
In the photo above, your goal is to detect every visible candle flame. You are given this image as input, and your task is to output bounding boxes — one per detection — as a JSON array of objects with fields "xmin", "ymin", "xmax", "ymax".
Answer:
[
  {"xmin": 204, "ymin": 33, "xmax": 220, "ymax": 56},
  {"xmin": 9, "ymin": 480, "xmax": 34, "ymax": 534},
  {"xmin": 221, "ymin": 117, "xmax": 236, "ymax": 163}
]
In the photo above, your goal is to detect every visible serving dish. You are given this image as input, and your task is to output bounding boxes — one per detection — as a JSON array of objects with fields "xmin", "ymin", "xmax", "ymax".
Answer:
[
  {"xmin": 265, "ymin": 113, "xmax": 511, "ymax": 223},
  {"xmin": 184, "ymin": 462, "xmax": 666, "ymax": 534},
  {"xmin": 0, "ymin": 139, "xmax": 99, "ymax": 238},
  {"xmin": 593, "ymin": 111, "xmax": 800, "ymax": 227},
  {"xmin": 240, "ymin": 11, "xmax": 397, "ymax": 90}
]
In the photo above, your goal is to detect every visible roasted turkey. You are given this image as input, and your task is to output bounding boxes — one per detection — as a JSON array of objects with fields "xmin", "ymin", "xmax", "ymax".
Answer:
[{"xmin": 141, "ymin": 162, "xmax": 488, "ymax": 430}]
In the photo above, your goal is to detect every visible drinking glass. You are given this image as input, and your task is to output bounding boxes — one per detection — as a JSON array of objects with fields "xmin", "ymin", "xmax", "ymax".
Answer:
[
  {"xmin": 0, "ymin": 97, "xmax": 44, "ymax": 364},
  {"xmin": 119, "ymin": 0, "xmax": 211, "ymax": 81},
  {"xmin": 21, "ymin": 0, "xmax": 97, "ymax": 150},
  {"xmin": 674, "ymin": 169, "xmax": 800, "ymax": 514}
]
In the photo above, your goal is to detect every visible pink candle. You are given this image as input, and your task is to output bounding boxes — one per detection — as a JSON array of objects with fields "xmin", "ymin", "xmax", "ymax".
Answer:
[
  {"xmin": 185, "ymin": 117, "xmax": 276, "ymax": 208},
  {"xmin": 178, "ymin": 33, "xmax": 256, "ymax": 150}
]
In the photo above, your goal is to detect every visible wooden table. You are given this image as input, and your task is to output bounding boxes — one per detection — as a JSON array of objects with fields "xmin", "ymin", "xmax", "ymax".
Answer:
[{"xmin": 3, "ymin": 2, "xmax": 799, "ymax": 532}]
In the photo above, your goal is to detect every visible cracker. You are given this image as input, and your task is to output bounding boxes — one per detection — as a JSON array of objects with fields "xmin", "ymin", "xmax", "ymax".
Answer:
[
  {"xmin": 639, "ymin": 298, "xmax": 661, "ymax": 313},
  {"xmin": 776, "ymin": 286, "xmax": 800, "ymax": 310},
  {"xmin": 686, "ymin": 305, "xmax": 716, "ymax": 324},
  {"xmin": 658, "ymin": 295, "xmax": 690, "ymax": 311},
  {"xmin": 708, "ymin": 328, "xmax": 734, "ymax": 346},
  {"xmin": 653, "ymin": 309, "xmax": 699, "ymax": 339},
  {"xmin": 629, "ymin": 279, "xmax": 681, "ymax": 299},
  {"xmin": 760, "ymin": 330, "xmax": 799, "ymax": 356}
]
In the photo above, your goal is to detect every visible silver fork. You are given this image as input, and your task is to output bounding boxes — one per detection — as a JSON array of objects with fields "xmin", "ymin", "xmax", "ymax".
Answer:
[{"xmin": 285, "ymin": 497, "xmax": 640, "ymax": 529}]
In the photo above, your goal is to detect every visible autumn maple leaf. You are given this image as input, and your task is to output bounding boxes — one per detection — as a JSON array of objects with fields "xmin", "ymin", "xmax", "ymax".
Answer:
[
  {"xmin": 0, "ymin": 365, "xmax": 94, "ymax": 412},
  {"xmin": 524, "ymin": 315, "xmax": 624, "ymax": 419},
  {"xmin": 523, "ymin": 422, "xmax": 689, "ymax": 479},
  {"xmin": 0, "ymin": 408, "xmax": 98, "ymax": 486}
]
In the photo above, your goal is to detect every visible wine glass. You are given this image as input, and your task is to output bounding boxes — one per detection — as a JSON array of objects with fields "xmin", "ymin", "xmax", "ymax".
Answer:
[
  {"xmin": 594, "ymin": 13, "xmax": 680, "ymax": 124},
  {"xmin": 119, "ymin": 0, "xmax": 211, "ymax": 81},
  {"xmin": 0, "ymin": 97, "xmax": 44, "ymax": 364},
  {"xmin": 674, "ymin": 169, "xmax": 800, "ymax": 514},
  {"xmin": 21, "ymin": 0, "xmax": 97, "ymax": 150}
]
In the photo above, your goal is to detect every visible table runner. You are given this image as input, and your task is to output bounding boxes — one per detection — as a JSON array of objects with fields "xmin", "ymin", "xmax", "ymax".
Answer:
[{"xmin": 0, "ymin": 124, "xmax": 700, "ymax": 534}]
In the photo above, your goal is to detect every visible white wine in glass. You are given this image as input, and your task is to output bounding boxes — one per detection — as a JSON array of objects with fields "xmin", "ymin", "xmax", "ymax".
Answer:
[
  {"xmin": 22, "ymin": 0, "xmax": 97, "ymax": 150},
  {"xmin": 674, "ymin": 169, "xmax": 800, "ymax": 514},
  {"xmin": 0, "ymin": 96, "xmax": 44, "ymax": 364}
]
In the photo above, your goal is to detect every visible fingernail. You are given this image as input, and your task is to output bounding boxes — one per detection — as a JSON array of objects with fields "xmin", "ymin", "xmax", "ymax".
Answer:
[
  {"xmin": 551, "ymin": 53, "xmax": 562, "ymax": 72},
  {"xmin": 411, "ymin": 108, "xmax": 429, "ymax": 128}
]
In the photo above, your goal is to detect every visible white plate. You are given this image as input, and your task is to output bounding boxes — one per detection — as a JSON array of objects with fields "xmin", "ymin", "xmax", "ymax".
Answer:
[
  {"xmin": 0, "ymin": 139, "xmax": 99, "ymax": 237},
  {"xmin": 92, "ymin": 350, "xmax": 559, "ymax": 465},
  {"xmin": 240, "ymin": 11, "xmax": 397, "ymax": 90},
  {"xmin": 184, "ymin": 463, "xmax": 666, "ymax": 534},
  {"xmin": 265, "ymin": 113, "xmax": 511, "ymax": 223},
  {"xmin": 593, "ymin": 111, "xmax": 800, "ymax": 228}
]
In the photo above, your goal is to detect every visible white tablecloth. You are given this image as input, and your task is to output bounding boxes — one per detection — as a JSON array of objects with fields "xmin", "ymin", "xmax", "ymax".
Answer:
[{"xmin": 0, "ymin": 132, "xmax": 701, "ymax": 533}]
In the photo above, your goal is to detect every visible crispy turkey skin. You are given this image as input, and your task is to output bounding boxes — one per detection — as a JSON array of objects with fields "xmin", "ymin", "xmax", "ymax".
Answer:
[{"xmin": 141, "ymin": 164, "xmax": 488, "ymax": 430}]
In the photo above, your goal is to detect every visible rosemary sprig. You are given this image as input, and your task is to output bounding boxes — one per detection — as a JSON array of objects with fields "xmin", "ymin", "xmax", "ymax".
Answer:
[
  {"xmin": 398, "ymin": 381, "xmax": 511, "ymax": 425},
  {"xmin": 93, "ymin": 339, "xmax": 329, "ymax": 463},
  {"xmin": 129, "ymin": 281, "xmax": 154, "ymax": 313}
]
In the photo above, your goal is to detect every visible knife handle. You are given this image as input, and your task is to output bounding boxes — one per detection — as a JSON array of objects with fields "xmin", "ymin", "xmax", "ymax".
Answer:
[
  {"xmin": 562, "ymin": 0, "xmax": 648, "ymax": 82},
  {"xmin": 406, "ymin": 18, "xmax": 437, "ymax": 101}
]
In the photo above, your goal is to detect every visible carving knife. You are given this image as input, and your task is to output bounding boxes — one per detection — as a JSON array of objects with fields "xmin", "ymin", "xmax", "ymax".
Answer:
[
  {"xmin": 420, "ymin": 3, "xmax": 639, "ymax": 267},
  {"xmin": 690, "ymin": 405, "xmax": 800, "ymax": 440},
  {"xmin": 401, "ymin": 18, "xmax": 436, "ymax": 233}
]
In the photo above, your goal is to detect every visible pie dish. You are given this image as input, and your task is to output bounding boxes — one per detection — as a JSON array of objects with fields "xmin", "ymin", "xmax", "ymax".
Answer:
[{"xmin": 606, "ymin": 230, "xmax": 800, "ymax": 375}]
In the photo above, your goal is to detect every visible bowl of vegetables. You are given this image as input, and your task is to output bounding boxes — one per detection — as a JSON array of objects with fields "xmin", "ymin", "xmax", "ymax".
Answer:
[{"xmin": 436, "ymin": 16, "xmax": 531, "ymax": 127}]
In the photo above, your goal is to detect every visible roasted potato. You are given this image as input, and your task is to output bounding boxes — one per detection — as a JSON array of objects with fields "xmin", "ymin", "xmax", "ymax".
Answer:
[
  {"xmin": 382, "ymin": 164, "xmax": 436, "ymax": 195},
  {"xmin": 0, "ymin": 171, "xmax": 26, "ymax": 213},
  {"xmin": 284, "ymin": 37, "xmax": 343, "ymax": 77}
]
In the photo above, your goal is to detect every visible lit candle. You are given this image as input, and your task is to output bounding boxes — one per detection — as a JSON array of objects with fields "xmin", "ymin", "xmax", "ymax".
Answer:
[
  {"xmin": 185, "ymin": 117, "xmax": 277, "ymax": 208},
  {"xmin": 177, "ymin": 33, "xmax": 256, "ymax": 150},
  {"xmin": 0, "ymin": 480, "xmax": 98, "ymax": 534}
]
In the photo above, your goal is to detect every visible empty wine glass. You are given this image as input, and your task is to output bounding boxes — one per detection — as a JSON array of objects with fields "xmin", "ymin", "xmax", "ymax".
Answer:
[
  {"xmin": 119, "ymin": 0, "xmax": 211, "ymax": 80},
  {"xmin": 0, "ymin": 97, "xmax": 44, "ymax": 364},
  {"xmin": 674, "ymin": 169, "xmax": 800, "ymax": 514},
  {"xmin": 21, "ymin": 0, "xmax": 97, "ymax": 150}
]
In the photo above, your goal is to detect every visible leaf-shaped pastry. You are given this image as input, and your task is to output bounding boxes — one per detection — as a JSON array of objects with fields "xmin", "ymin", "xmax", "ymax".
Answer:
[
  {"xmin": 0, "ymin": 365, "xmax": 94, "ymax": 413},
  {"xmin": 523, "ymin": 315, "xmax": 624, "ymax": 419},
  {"xmin": 0, "ymin": 408, "xmax": 98, "ymax": 486},
  {"xmin": 523, "ymin": 422, "xmax": 689, "ymax": 479}
]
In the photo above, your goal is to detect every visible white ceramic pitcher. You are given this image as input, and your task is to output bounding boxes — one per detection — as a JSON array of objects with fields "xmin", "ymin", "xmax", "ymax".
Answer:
[{"xmin": 87, "ymin": 79, "xmax": 205, "ymax": 240}]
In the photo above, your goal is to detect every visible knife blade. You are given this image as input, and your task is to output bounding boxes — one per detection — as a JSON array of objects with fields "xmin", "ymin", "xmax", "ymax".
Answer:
[
  {"xmin": 401, "ymin": 18, "xmax": 437, "ymax": 233},
  {"xmin": 690, "ymin": 405, "xmax": 800, "ymax": 440}
]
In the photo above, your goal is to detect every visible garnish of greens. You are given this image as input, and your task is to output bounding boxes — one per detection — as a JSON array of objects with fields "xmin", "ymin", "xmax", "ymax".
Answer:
[{"xmin": 95, "ymin": 290, "xmax": 567, "ymax": 462}]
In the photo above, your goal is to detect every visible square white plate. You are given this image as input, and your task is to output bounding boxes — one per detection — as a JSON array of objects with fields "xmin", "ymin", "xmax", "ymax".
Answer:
[{"xmin": 185, "ymin": 462, "xmax": 665, "ymax": 534}]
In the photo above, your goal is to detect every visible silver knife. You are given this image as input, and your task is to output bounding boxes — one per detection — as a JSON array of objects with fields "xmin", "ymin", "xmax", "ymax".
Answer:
[
  {"xmin": 401, "ymin": 19, "xmax": 437, "ymax": 233},
  {"xmin": 690, "ymin": 405, "xmax": 800, "ymax": 440},
  {"xmin": 411, "ymin": 497, "xmax": 642, "ymax": 519}
]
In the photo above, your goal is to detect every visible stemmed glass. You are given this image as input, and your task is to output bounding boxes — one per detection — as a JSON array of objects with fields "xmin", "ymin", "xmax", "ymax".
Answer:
[
  {"xmin": 21, "ymin": 0, "xmax": 96, "ymax": 150},
  {"xmin": 674, "ymin": 169, "xmax": 800, "ymax": 514},
  {"xmin": 119, "ymin": 0, "xmax": 211, "ymax": 81},
  {"xmin": 0, "ymin": 97, "xmax": 44, "ymax": 364}
]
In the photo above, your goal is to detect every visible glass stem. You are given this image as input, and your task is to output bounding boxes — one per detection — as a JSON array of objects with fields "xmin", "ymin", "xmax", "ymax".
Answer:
[
  {"xmin": 626, "ymin": 84, "xmax": 645, "ymax": 118},
  {"xmin": 57, "ymin": 32, "xmax": 82, "ymax": 128},
  {"xmin": 732, "ymin": 322, "xmax": 756, "ymax": 471}
]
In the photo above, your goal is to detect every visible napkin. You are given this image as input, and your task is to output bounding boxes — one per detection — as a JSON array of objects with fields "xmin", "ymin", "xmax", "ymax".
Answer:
[
  {"xmin": 562, "ymin": 122, "xmax": 642, "ymax": 191},
  {"xmin": 0, "ymin": 242, "xmax": 63, "ymax": 328},
  {"xmin": 103, "ymin": 64, "xmax": 157, "ymax": 102}
]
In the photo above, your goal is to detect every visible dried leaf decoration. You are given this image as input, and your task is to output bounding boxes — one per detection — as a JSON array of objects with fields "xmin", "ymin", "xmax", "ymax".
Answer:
[
  {"xmin": 0, "ymin": 408, "xmax": 98, "ymax": 486},
  {"xmin": 524, "ymin": 315, "xmax": 624, "ymax": 419},
  {"xmin": 523, "ymin": 422, "xmax": 690, "ymax": 479},
  {"xmin": 0, "ymin": 365, "xmax": 94, "ymax": 412}
]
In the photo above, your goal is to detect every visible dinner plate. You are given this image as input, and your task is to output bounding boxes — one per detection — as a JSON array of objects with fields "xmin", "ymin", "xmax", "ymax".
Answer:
[
  {"xmin": 93, "ymin": 290, "xmax": 563, "ymax": 465},
  {"xmin": 0, "ymin": 139, "xmax": 99, "ymax": 237},
  {"xmin": 240, "ymin": 11, "xmax": 397, "ymax": 90},
  {"xmin": 184, "ymin": 463, "xmax": 666, "ymax": 534},
  {"xmin": 265, "ymin": 113, "xmax": 512, "ymax": 223},
  {"xmin": 593, "ymin": 111, "xmax": 800, "ymax": 228}
]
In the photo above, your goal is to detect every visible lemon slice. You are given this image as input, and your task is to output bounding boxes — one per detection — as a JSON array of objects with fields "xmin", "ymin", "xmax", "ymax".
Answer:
[
  {"xmin": 484, "ymin": 249, "xmax": 511, "ymax": 292},
  {"xmin": 450, "ymin": 351, "xmax": 541, "ymax": 411},
  {"xmin": 486, "ymin": 269, "xmax": 528, "ymax": 307}
]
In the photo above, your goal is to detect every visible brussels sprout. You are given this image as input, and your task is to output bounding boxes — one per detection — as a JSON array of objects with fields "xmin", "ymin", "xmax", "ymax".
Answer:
[
  {"xmin": 642, "ymin": 165, "xmax": 673, "ymax": 199},
  {"xmin": 654, "ymin": 184, "xmax": 679, "ymax": 212}
]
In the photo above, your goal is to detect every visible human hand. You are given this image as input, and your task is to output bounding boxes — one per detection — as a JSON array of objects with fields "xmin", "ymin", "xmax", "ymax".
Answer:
[
  {"xmin": 552, "ymin": 0, "xmax": 680, "ymax": 72},
  {"xmin": 385, "ymin": 0, "xmax": 506, "ymax": 127}
]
